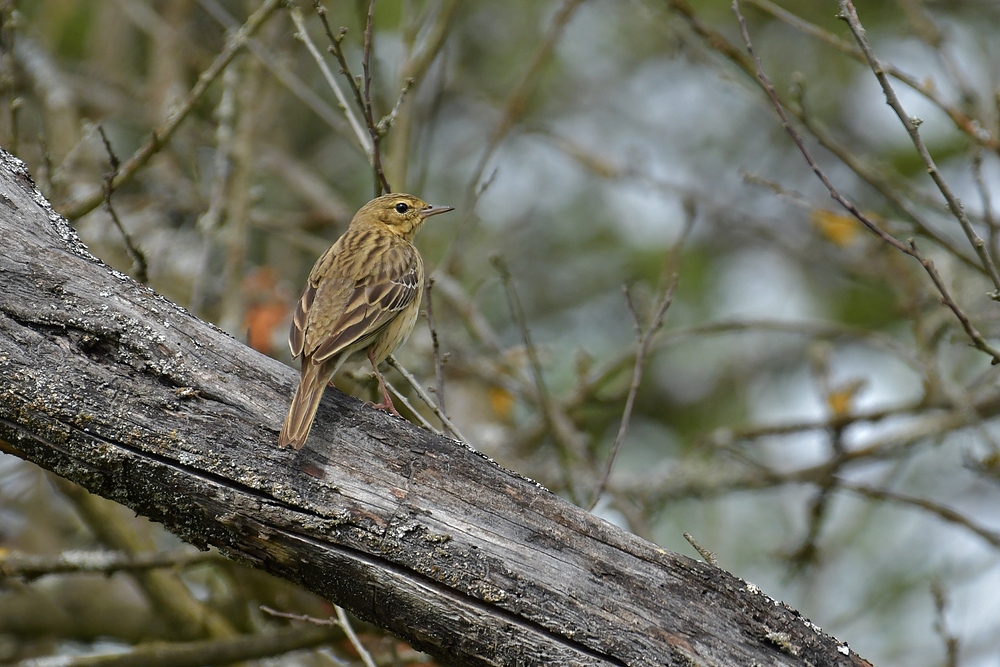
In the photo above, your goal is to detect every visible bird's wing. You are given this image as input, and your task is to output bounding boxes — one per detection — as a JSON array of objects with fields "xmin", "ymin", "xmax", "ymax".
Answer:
[
  {"xmin": 288, "ymin": 277, "xmax": 315, "ymax": 359},
  {"xmin": 306, "ymin": 245, "xmax": 421, "ymax": 365}
]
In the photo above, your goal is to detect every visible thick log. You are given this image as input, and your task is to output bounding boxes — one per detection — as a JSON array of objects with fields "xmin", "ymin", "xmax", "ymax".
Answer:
[{"xmin": 0, "ymin": 148, "xmax": 871, "ymax": 666}]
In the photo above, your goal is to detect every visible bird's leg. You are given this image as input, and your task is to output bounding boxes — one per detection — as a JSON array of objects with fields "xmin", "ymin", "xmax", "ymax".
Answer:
[{"xmin": 367, "ymin": 348, "xmax": 401, "ymax": 417}]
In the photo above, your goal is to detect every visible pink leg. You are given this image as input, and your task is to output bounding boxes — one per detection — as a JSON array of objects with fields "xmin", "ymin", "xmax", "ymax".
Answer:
[{"xmin": 367, "ymin": 348, "xmax": 401, "ymax": 417}]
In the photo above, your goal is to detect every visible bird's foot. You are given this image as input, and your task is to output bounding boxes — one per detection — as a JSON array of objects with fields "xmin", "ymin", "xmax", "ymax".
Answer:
[{"xmin": 366, "ymin": 397, "xmax": 402, "ymax": 417}]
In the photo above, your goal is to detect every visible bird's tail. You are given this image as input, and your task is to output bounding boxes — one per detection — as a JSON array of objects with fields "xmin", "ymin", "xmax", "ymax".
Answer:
[{"xmin": 278, "ymin": 363, "xmax": 329, "ymax": 450}]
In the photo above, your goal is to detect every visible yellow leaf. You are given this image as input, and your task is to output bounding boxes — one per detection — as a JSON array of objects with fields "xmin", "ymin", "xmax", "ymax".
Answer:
[
  {"xmin": 827, "ymin": 390, "xmax": 853, "ymax": 417},
  {"xmin": 826, "ymin": 380, "xmax": 866, "ymax": 418},
  {"xmin": 489, "ymin": 386, "xmax": 515, "ymax": 419},
  {"xmin": 811, "ymin": 209, "xmax": 859, "ymax": 247}
]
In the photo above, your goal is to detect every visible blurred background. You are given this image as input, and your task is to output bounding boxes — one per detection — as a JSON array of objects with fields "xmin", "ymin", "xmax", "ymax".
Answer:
[{"xmin": 3, "ymin": 0, "xmax": 1000, "ymax": 664}]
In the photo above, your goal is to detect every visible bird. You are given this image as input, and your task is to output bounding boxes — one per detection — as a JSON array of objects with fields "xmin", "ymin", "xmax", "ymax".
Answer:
[{"xmin": 277, "ymin": 193, "xmax": 454, "ymax": 450}]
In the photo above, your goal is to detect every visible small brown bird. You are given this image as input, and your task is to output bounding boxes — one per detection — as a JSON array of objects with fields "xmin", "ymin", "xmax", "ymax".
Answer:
[{"xmin": 278, "ymin": 193, "xmax": 453, "ymax": 449}]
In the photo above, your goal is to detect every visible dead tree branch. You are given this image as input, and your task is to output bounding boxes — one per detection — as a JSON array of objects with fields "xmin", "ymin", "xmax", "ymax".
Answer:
[{"xmin": 0, "ymin": 149, "xmax": 870, "ymax": 667}]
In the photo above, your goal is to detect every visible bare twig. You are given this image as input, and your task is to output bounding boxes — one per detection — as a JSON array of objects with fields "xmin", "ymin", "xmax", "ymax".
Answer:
[
  {"xmin": 314, "ymin": 3, "xmax": 368, "ymax": 126},
  {"xmin": 0, "ymin": 548, "xmax": 220, "ymax": 580},
  {"xmin": 336, "ymin": 604, "xmax": 378, "ymax": 667},
  {"xmin": 386, "ymin": 0, "xmax": 460, "ymax": 189},
  {"xmin": 732, "ymin": 1, "xmax": 1000, "ymax": 365},
  {"xmin": 377, "ymin": 75, "xmax": 414, "ymax": 135},
  {"xmin": 97, "ymin": 126, "xmax": 149, "ymax": 284},
  {"xmin": 260, "ymin": 605, "xmax": 334, "ymax": 625},
  {"xmin": 491, "ymin": 255, "xmax": 554, "ymax": 425},
  {"xmin": 290, "ymin": 6, "xmax": 372, "ymax": 156},
  {"xmin": 361, "ymin": 0, "xmax": 391, "ymax": 195},
  {"xmin": 786, "ymin": 479, "xmax": 839, "ymax": 570},
  {"xmin": 197, "ymin": 0, "xmax": 351, "ymax": 139},
  {"xmin": 386, "ymin": 354, "xmax": 472, "ymax": 446},
  {"xmin": 972, "ymin": 149, "xmax": 999, "ymax": 266},
  {"xmin": 667, "ymin": 0, "xmax": 984, "ymax": 272},
  {"xmin": 446, "ymin": 0, "xmax": 585, "ymax": 266},
  {"xmin": 744, "ymin": 0, "xmax": 999, "ymax": 152},
  {"xmin": 424, "ymin": 275, "xmax": 450, "ymax": 436},
  {"xmin": 837, "ymin": 0, "xmax": 1000, "ymax": 296},
  {"xmin": 491, "ymin": 254, "xmax": 585, "ymax": 502},
  {"xmin": 931, "ymin": 582, "xmax": 961, "ymax": 667},
  {"xmin": 587, "ymin": 280, "xmax": 677, "ymax": 510},
  {"xmin": 472, "ymin": 0, "xmax": 585, "ymax": 187},
  {"xmin": 587, "ymin": 200, "xmax": 694, "ymax": 510},
  {"xmin": 260, "ymin": 605, "xmax": 376, "ymax": 667},
  {"xmin": 311, "ymin": 0, "xmax": 392, "ymax": 194},
  {"xmin": 385, "ymin": 376, "xmax": 442, "ymax": 434},
  {"xmin": 190, "ymin": 66, "xmax": 237, "ymax": 316},
  {"xmin": 197, "ymin": 66, "xmax": 237, "ymax": 234},
  {"xmin": 23, "ymin": 621, "xmax": 342, "ymax": 667},
  {"xmin": 60, "ymin": 0, "xmax": 282, "ymax": 221},
  {"xmin": 708, "ymin": 399, "xmax": 925, "ymax": 444},
  {"xmin": 683, "ymin": 532, "xmax": 719, "ymax": 566},
  {"xmin": 841, "ymin": 481, "xmax": 1000, "ymax": 548}
]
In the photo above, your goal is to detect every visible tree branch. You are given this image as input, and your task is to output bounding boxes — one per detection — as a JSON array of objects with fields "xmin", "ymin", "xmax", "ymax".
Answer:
[
  {"xmin": 0, "ymin": 149, "xmax": 870, "ymax": 667},
  {"xmin": 58, "ymin": 0, "xmax": 282, "ymax": 221},
  {"xmin": 732, "ymin": 0, "xmax": 1000, "ymax": 365}
]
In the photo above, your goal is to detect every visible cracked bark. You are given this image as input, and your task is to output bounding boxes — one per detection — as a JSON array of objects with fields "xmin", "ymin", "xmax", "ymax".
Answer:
[{"xmin": 0, "ymin": 148, "xmax": 872, "ymax": 667}]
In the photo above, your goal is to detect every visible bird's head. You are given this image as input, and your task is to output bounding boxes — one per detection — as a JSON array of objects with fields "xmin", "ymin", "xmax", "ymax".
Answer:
[{"xmin": 354, "ymin": 193, "xmax": 454, "ymax": 240}]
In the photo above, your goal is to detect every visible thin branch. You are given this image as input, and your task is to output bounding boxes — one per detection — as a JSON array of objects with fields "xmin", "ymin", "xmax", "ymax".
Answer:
[
  {"xmin": 387, "ymin": 0, "xmax": 460, "ymax": 190},
  {"xmin": 399, "ymin": 0, "xmax": 460, "ymax": 86},
  {"xmin": 491, "ymin": 254, "xmax": 584, "ymax": 502},
  {"xmin": 788, "ymin": 91, "xmax": 983, "ymax": 271},
  {"xmin": 786, "ymin": 478, "xmax": 840, "ymax": 570},
  {"xmin": 385, "ymin": 354, "xmax": 472, "ymax": 446},
  {"xmin": 837, "ymin": 0, "xmax": 1000, "ymax": 296},
  {"xmin": 361, "ymin": 0, "xmax": 391, "ymax": 195},
  {"xmin": 931, "ymin": 582, "xmax": 961, "ymax": 667},
  {"xmin": 260, "ymin": 605, "xmax": 335, "ymax": 625},
  {"xmin": 683, "ymin": 532, "xmax": 719, "ymax": 566},
  {"xmin": 472, "ymin": 0, "xmax": 585, "ymax": 185},
  {"xmin": 667, "ymin": 0, "xmax": 984, "ymax": 272},
  {"xmin": 377, "ymin": 75, "xmax": 414, "ymax": 135},
  {"xmin": 841, "ymin": 481, "xmax": 1000, "ymax": 549},
  {"xmin": 336, "ymin": 604, "xmax": 378, "ymax": 667},
  {"xmin": 60, "ymin": 0, "xmax": 282, "ymax": 221},
  {"xmin": 490, "ymin": 256, "xmax": 553, "ymax": 426},
  {"xmin": 196, "ymin": 66, "xmax": 237, "ymax": 235},
  {"xmin": 732, "ymin": 0, "xmax": 1000, "ymax": 365},
  {"xmin": 196, "ymin": 0, "xmax": 352, "ymax": 140},
  {"xmin": 0, "ymin": 549, "xmax": 220, "ymax": 580},
  {"xmin": 385, "ymin": 376, "xmax": 442, "ymax": 434},
  {"xmin": 97, "ymin": 126, "xmax": 149, "ymax": 284},
  {"xmin": 588, "ymin": 280, "xmax": 677, "ymax": 511},
  {"xmin": 743, "ymin": 0, "xmax": 999, "ymax": 152},
  {"xmin": 445, "ymin": 0, "xmax": 584, "ymax": 267},
  {"xmin": 260, "ymin": 605, "xmax": 376, "ymax": 667},
  {"xmin": 972, "ymin": 149, "xmax": 999, "ymax": 267},
  {"xmin": 22, "ymin": 622, "xmax": 341, "ymax": 667},
  {"xmin": 290, "ymin": 6, "xmax": 372, "ymax": 157},
  {"xmin": 190, "ymin": 65, "xmax": 237, "ymax": 316},
  {"xmin": 314, "ymin": 2, "xmax": 368, "ymax": 126},
  {"xmin": 424, "ymin": 275, "xmax": 450, "ymax": 436},
  {"xmin": 708, "ymin": 399, "xmax": 925, "ymax": 444}
]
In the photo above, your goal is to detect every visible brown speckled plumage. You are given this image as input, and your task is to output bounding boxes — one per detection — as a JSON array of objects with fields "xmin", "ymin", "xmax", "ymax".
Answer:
[{"xmin": 278, "ymin": 193, "xmax": 453, "ymax": 449}]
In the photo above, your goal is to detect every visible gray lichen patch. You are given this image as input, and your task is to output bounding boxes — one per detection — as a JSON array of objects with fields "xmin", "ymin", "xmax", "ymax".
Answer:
[{"xmin": 1, "ymin": 150, "xmax": 96, "ymax": 262}]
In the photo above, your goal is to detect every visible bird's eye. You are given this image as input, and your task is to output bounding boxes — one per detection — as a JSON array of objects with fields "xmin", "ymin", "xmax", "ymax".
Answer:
[{"xmin": 394, "ymin": 202, "xmax": 409, "ymax": 214}]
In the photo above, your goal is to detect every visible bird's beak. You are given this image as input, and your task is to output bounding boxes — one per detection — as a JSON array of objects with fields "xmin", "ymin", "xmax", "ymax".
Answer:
[{"xmin": 420, "ymin": 204, "xmax": 455, "ymax": 219}]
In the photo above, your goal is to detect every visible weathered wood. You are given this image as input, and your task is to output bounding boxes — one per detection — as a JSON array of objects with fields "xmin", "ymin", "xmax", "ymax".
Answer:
[{"xmin": 0, "ymin": 148, "xmax": 872, "ymax": 666}]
